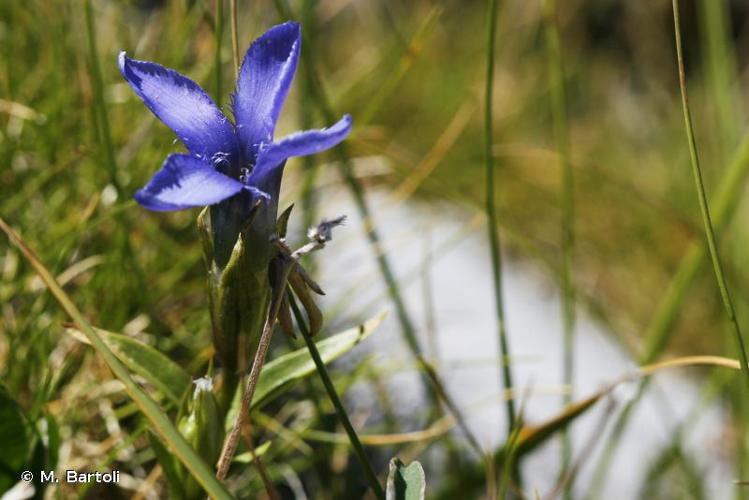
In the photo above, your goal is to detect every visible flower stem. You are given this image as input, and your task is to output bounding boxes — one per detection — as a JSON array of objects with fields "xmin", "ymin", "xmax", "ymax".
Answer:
[
  {"xmin": 215, "ymin": 255, "xmax": 292, "ymax": 480},
  {"xmin": 215, "ymin": 230, "xmax": 337, "ymax": 480},
  {"xmin": 542, "ymin": 0, "xmax": 576, "ymax": 495},
  {"xmin": 484, "ymin": 0, "xmax": 516, "ymax": 434},
  {"xmin": 287, "ymin": 292, "xmax": 385, "ymax": 500},
  {"xmin": 671, "ymin": 0, "xmax": 749, "ymax": 387}
]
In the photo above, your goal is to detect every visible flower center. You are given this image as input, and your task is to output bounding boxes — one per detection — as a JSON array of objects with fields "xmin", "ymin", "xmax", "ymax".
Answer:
[
  {"xmin": 211, "ymin": 152, "xmax": 231, "ymax": 172},
  {"xmin": 239, "ymin": 167, "xmax": 251, "ymax": 185},
  {"xmin": 211, "ymin": 151, "xmax": 254, "ymax": 185}
]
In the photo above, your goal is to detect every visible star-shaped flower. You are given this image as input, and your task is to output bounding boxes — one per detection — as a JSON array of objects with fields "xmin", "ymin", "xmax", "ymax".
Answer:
[{"xmin": 119, "ymin": 21, "xmax": 350, "ymax": 217}]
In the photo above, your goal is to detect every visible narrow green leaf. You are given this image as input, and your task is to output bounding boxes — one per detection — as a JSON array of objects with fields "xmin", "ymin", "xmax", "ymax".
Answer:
[
  {"xmin": 65, "ymin": 326, "xmax": 191, "ymax": 406},
  {"xmin": 254, "ymin": 312, "xmax": 385, "ymax": 407},
  {"xmin": 386, "ymin": 458, "xmax": 426, "ymax": 500}
]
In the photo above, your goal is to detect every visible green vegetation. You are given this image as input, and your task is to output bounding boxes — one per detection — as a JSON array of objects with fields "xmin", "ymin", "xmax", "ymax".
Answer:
[{"xmin": 3, "ymin": 0, "xmax": 749, "ymax": 498}]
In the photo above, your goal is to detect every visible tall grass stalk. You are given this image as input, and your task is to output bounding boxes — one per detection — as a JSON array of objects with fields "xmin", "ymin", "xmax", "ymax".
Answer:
[
  {"xmin": 83, "ymin": 0, "xmax": 119, "ymax": 193},
  {"xmin": 272, "ymin": 0, "xmax": 485, "ymax": 457},
  {"xmin": 298, "ymin": 0, "xmax": 320, "ymax": 237},
  {"xmin": 671, "ymin": 0, "xmax": 749, "ymax": 387},
  {"xmin": 288, "ymin": 292, "xmax": 385, "ymax": 500},
  {"xmin": 484, "ymin": 0, "xmax": 516, "ymax": 434},
  {"xmin": 214, "ymin": 0, "xmax": 224, "ymax": 105},
  {"xmin": 699, "ymin": 0, "xmax": 747, "ymax": 488},
  {"xmin": 699, "ymin": 0, "xmax": 741, "ymax": 158},
  {"xmin": 674, "ymin": 3, "xmax": 749, "ymax": 491},
  {"xmin": 229, "ymin": 0, "xmax": 239, "ymax": 78},
  {"xmin": 542, "ymin": 0, "xmax": 575, "ymax": 495}
]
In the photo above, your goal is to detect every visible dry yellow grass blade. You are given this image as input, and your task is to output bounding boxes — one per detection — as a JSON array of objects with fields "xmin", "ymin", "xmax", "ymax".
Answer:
[{"xmin": 391, "ymin": 101, "xmax": 476, "ymax": 203}]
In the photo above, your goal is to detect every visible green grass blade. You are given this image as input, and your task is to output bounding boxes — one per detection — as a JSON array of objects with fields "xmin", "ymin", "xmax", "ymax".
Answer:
[
  {"xmin": 484, "ymin": 0, "xmax": 516, "ymax": 435},
  {"xmin": 699, "ymin": 0, "xmax": 741, "ymax": 158},
  {"xmin": 670, "ymin": 0, "xmax": 749, "ymax": 386},
  {"xmin": 229, "ymin": 0, "xmax": 239, "ymax": 78},
  {"xmin": 542, "ymin": 0, "xmax": 576, "ymax": 493},
  {"xmin": 65, "ymin": 326, "xmax": 191, "ymax": 407},
  {"xmin": 214, "ymin": 0, "xmax": 224, "ymax": 106}
]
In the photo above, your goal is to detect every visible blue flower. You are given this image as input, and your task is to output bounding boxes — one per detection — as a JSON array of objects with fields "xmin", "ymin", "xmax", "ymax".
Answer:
[{"xmin": 119, "ymin": 21, "xmax": 351, "ymax": 223}]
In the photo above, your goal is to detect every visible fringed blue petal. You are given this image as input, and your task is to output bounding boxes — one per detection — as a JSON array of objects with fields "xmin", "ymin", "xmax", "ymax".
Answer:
[
  {"xmin": 233, "ymin": 22, "xmax": 301, "ymax": 158},
  {"xmin": 119, "ymin": 52, "xmax": 239, "ymax": 162},
  {"xmin": 135, "ymin": 154, "xmax": 244, "ymax": 211},
  {"xmin": 248, "ymin": 114, "xmax": 352, "ymax": 191}
]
